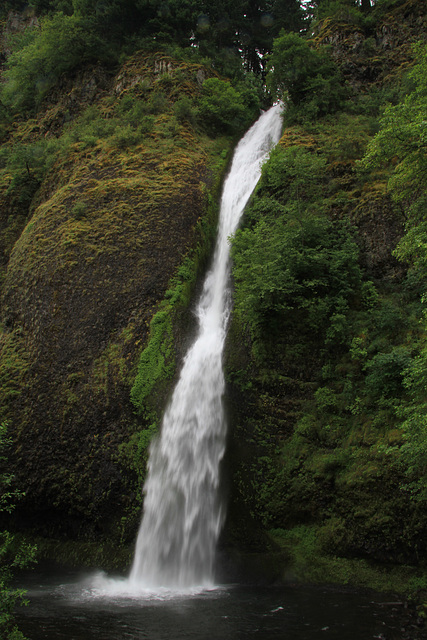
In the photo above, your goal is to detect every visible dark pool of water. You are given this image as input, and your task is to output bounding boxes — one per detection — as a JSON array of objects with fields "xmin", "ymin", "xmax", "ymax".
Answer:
[{"xmin": 14, "ymin": 565, "xmax": 416, "ymax": 640}]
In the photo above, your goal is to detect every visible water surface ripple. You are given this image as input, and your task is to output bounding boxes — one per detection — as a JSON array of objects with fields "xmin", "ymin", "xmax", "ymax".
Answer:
[{"xmin": 16, "ymin": 566, "xmax": 409, "ymax": 640}]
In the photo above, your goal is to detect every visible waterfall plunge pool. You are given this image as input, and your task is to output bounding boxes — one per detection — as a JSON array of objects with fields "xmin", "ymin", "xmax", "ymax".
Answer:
[{"xmin": 14, "ymin": 564, "xmax": 416, "ymax": 640}]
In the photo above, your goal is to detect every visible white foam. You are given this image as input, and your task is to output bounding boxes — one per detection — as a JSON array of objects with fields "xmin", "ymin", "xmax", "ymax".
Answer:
[{"xmin": 77, "ymin": 571, "xmax": 221, "ymax": 602}]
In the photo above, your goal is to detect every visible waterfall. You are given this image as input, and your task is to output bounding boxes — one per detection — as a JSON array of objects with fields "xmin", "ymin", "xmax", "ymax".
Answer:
[{"xmin": 129, "ymin": 104, "xmax": 283, "ymax": 589}]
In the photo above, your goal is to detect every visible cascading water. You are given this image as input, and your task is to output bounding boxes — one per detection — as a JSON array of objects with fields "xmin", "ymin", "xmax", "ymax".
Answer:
[{"xmin": 129, "ymin": 103, "xmax": 283, "ymax": 589}]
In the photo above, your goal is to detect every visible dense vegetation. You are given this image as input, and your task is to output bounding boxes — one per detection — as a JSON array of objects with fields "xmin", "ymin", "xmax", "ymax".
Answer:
[
  {"xmin": 0, "ymin": 423, "xmax": 36, "ymax": 640},
  {"xmin": 0, "ymin": 2, "xmax": 426, "ymax": 633},
  {"xmin": 225, "ymin": 0, "xmax": 427, "ymax": 594},
  {"xmin": 0, "ymin": 0, "xmax": 303, "ymax": 115}
]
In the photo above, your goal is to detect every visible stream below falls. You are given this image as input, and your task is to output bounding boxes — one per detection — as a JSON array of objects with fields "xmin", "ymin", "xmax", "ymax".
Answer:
[{"xmin": 14, "ymin": 564, "xmax": 418, "ymax": 640}]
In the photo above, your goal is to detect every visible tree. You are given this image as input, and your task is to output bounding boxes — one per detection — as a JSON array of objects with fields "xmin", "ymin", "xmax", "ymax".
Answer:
[
  {"xmin": 1, "ymin": 12, "xmax": 112, "ymax": 113},
  {"xmin": 266, "ymin": 31, "xmax": 347, "ymax": 121},
  {"xmin": 198, "ymin": 77, "xmax": 260, "ymax": 136},
  {"xmin": 232, "ymin": 213, "xmax": 361, "ymax": 336},
  {"xmin": 238, "ymin": 0, "xmax": 304, "ymax": 74},
  {"xmin": 28, "ymin": 0, "xmax": 73, "ymax": 15},
  {"xmin": 307, "ymin": 0, "xmax": 373, "ymax": 16},
  {"xmin": 397, "ymin": 349, "xmax": 427, "ymax": 500}
]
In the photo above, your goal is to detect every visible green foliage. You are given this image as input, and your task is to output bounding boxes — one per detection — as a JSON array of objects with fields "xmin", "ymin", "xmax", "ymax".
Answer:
[
  {"xmin": 174, "ymin": 96, "xmax": 196, "ymax": 125},
  {"xmin": 0, "ymin": 1, "xmax": 37, "ymax": 20},
  {"xmin": 360, "ymin": 42, "xmax": 427, "ymax": 500},
  {"xmin": 0, "ymin": 423, "xmax": 36, "ymax": 640},
  {"xmin": 363, "ymin": 43, "xmax": 427, "ymax": 254},
  {"xmin": 231, "ymin": 143, "xmax": 362, "ymax": 343},
  {"xmin": 1, "ymin": 0, "xmax": 426, "ymax": 590},
  {"xmin": 1, "ymin": 13, "xmax": 99, "ymax": 111},
  {"xmin": 395, "ymin": 347, "xmax": 427, "ymax": 500},
  {"xmin": 227, "ymin": 101, "xmax": 424, "ymax": 564},
  {"xmin": 0, "ymin": 84, "xmax": 172, "ymax": 214},
  {"xmin": 313, "ymin": 0, "xmax": 368, "ymax": 24},
  {"xmin": 1, "ymin": 13, "xmax": 110, "ymax": 113},
  {"xmin": 130, "ymin": 310, "xmax": 175, "ymax": 415},
  {"xmin": 267, "ymin": 31, "xmax": 348, "ymax": 122},
  {"xmin": 130, "ymin": 254, "xmax": 205, "ymax": 416},
  {"xmin": 0, "ymin": 329, "xmax": 31, "ymax": 421},
  {"xmin": 118, "ymin": 420, "xmax": 158, "ymax": 487},
  {"xmin": 270, "ymin": 522, "xmax": 422, "ymax": 592},
  {"xmin": 58, "ymin": 95, "xmax": 161, "ymax": 153},
  {"xmin": 28, "ymin": 0, "xmax": 73, "ymax": 15},
  {"xmin": 228, "ymin": 272, "xmax": 425, "ymax": 559},
  {"xmin": 0, "ymin": 139, "xmax": 59, "ymax": 205},
  {"xmin": 233, "ymin": 214, "xmax": 361, "ymax": 337},
  {"xmin": 1, "ymin": 0, "xmax": 305, "ymax": 106},
  {"xmin": 226, "ymin": 23, "xmax": 427, "ymax": 571},
  {"xmin": 70, "ymin": 200, "xmax": 87, "ymax": 219},
  {"xmin": 198, "ymin": 77, "xmax": 260, "ymax": 137},
  {"xmin": 258, "ymin": 144, "xmax": 327, "ymax": 203},
  {"xmin": 364, "ymin": 346, "xmax": 411, "ymax": 401}
]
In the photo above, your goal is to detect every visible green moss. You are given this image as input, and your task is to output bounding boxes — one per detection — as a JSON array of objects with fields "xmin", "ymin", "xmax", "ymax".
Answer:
[
  {"xmin": 0, "ymin": 49, "xmax": 237, "ymax": 546},
  {"xmin": 0, "ymin": 326, "xmax": 31, "ymax": 421},
  {"xmin": 91, "ymin": 330, "xmax": 135, "ymax": 399},
  {"xmin": 269, "ymin": 524, "xmax": 424, "ymax": 594},
  {"xmin": 117, "ymin": 421, "xmax": 158, "ymax": 488},
  {"xmin": 130, "ymin": 310, "xmax": 175, "ymax": 415},
  {"xmin": 128, "ymin": 126, "xmax": 231, "ymax": 419}
]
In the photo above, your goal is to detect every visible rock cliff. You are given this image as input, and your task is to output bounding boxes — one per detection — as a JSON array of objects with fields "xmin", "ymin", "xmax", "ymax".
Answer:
[{"xmin": 0, "ymin": 48, "xmax": 230, "ymax": 544}]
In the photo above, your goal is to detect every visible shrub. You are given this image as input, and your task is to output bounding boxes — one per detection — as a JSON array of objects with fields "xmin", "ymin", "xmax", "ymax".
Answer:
[
  {"xmin": 197, "ymin": 78, "xmax": 258, "ymax": 136},
  {"xmin": 71, "ymin": 200, "xmax": 87, "ymax": 219},
  {"xmin": 174, "ymin": 96, "xmax": 196, "ymax": 125},
  {"xmin": 232, "ymin": 213, "xmax": 361, "ymax": 338},
  {"xmin": 364, "ymin": 347, "xmax": 412, "ymax": 400}
]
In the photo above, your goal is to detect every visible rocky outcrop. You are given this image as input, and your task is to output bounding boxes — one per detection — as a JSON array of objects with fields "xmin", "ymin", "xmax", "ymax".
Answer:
[
  {"xmin": 0, "ymin": 9, "xmax": 39, "ymax": 63},
  {"xmin": 314, "ymin": 0, "xmax": 427, "ymax": 89},
  {"xmin": 0, "ymin": 52, "xmax": 229, "ymax": 543}
]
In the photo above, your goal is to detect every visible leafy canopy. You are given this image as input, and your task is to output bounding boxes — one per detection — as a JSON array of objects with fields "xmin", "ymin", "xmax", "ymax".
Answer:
[
  {"xmin": 1, "ymin": 0, "xmax": 305, "ymax": 114},
  {"xmin": 363, "ymin": 42, "xmax": 427, "ymax": 272},
  {"xmin": 1, "ymin": 12, "xmax": 110, "ymax": 112},
  {"xmin": 198, "ymin": 77, "xmax": 261, "ymax": 136},
  {"xmin": 267, "ymin": 31, "xmax": 347, "ymax": 122}
]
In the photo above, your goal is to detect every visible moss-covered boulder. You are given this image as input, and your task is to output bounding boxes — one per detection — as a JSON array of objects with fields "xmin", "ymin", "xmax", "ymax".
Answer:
[{"xmin": 0, "ymin": 51, "xmax": 232, "ymax": 544}]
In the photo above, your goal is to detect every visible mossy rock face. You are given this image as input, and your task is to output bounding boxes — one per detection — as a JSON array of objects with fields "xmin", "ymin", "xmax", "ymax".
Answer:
[
  {"xmin": 0, "ymin": 51, "xmax": 231, "ymax": 543},
  {"xmin": 313, "ymin": 0, "xmax": 427, "ymax": 90}
]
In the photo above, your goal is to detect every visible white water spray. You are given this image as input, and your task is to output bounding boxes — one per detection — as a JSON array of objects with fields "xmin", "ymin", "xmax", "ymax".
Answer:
[{"xmin": 129, "ymin": 104, "xmax": 283, "ymax": 589}]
